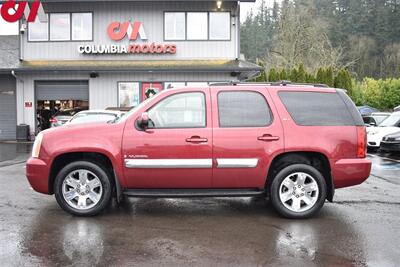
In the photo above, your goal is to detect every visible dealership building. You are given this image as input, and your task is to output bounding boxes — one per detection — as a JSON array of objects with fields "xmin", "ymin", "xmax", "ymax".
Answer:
[{"xmin": 0, "ymin": 0, "xmax": 260, "ymax": 140}]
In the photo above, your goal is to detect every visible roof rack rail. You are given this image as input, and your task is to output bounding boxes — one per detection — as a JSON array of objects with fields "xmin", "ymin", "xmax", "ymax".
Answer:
[{"xmin": 209, "ymin": 81, "xmax": 329, "ymax": 88}]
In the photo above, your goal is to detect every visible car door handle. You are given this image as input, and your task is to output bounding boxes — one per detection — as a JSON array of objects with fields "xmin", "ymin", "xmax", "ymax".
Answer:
[
  {"xmin": 186, "ymin": 136, "xmax": 208, "ymax": 143},
  {"xmin": 258, "ymin": 135, "xmax": 280, "ymax": 142}
]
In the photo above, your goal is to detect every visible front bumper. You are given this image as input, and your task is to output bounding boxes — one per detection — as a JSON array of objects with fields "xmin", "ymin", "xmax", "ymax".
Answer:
[
  {"xmin": 367, "ymin": 135, "xmax": 381, "ymax": 147},
  {"xmin": 332, "ymin": 158, "xmax": 372, "ymax": 189},
  {"xmin": 380, "ymin": 141, "xmax": 400, "ymax": 152},
  {"xmin": 26, "ymin": 157, "xmax": 51, "ymax": 194}
]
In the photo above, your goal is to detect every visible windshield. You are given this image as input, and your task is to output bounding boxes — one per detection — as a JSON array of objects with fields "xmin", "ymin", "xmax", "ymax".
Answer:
[
  {"xmin": 114, "ymin": 97, "xmax": 154, "ymax": 123},
  {"xmin": 379, "ymin": 113, "xmax": 400, "ymax": 127},
  {"xmin": 373, "ymin": 115, "xmax": 389, "ymax": 125},
  {"xmin": 69, "ymin": 113, "xmax": 117, "ymax": 125}
]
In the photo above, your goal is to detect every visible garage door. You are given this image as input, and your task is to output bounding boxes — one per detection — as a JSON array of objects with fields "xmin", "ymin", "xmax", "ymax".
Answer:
[
  {"xmin": 0, "ymin": 76, "xmax": 16, "ymax": 140},
  {"xmin": 36, "ymin": 81, "xmax": 89, "ymax": 101}
]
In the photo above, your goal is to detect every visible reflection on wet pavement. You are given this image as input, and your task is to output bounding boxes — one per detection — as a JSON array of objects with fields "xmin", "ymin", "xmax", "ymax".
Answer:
[{"xmin": 0, "ymin": 146, "xmax": 399, "ymax": 266}]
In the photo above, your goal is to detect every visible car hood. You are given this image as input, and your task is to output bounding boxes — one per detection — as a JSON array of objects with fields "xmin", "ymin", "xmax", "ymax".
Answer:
[
  {"xmin": 41, "ymin": 121, "xmax": 123, "ymax": 141},
  {"xmin": 384, "ymin": 131, "xmax": 400, "ymax": 139},
  {"xmin": 367, "ymin": 126, "xmax": 400, "ymax": 137}
]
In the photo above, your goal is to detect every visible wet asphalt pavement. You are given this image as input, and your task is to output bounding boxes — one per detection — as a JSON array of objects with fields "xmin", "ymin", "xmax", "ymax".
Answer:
[{"xmin": 0, "ymin": 143, "xmax": 399, "ymax": 266}]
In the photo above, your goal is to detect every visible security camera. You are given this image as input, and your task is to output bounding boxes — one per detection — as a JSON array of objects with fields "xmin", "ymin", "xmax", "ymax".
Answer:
[{"xmin": 20, "ymin": 23, "xmax": 27, "ymax": 34}]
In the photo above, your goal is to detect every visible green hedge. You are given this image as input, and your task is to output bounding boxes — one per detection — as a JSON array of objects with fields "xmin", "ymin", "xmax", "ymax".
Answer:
[
  {"xmin": 352, "ymin": 78, "xmax": 400, "ymax": 110},
  {"xmin": 254, "ymin": 64, "xmax": 400, "ymax": 110}
]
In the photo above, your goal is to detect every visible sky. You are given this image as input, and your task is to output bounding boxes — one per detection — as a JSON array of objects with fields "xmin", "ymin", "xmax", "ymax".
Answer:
[{"xmin": 0, "ymin": 0, "xmax": 268, "ymax": 36}]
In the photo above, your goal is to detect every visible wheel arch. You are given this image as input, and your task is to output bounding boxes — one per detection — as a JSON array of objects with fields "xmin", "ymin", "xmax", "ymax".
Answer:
[
  {"xmin": 266, "ymin": 151, "xmax": 334, "ymax": 202},
  {"xmin": 48, "ymin": 152, "xmax": 121, "ymax": 200}
]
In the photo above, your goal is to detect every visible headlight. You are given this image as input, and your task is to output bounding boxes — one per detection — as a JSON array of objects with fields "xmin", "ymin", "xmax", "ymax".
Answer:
[{"xmin": 31, "ymin": 132, "xmax": 44, "ymax": 158}]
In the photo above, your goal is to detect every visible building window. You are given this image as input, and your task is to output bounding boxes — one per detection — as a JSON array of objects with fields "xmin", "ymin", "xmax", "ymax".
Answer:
[
  {"xmin": 187, "ymin": 12, "xmax": 208, "ymax": 40},
  {"xmin": 164, "ymin": 82, "xmax": 186, "ymax": 89},
  {"xmin": 72, "ymin": 13, "xmax": 93, "ymax": 41},
  {"xmin": 186, "ymin": 82, "xmax": 209, "ymax": 88},
  {"xmin": 164, "ymin": 12, "xmax": 186, "ymax": 40},
  {"xmin": 50, "ymin": 13, "xmax": 71, "ymax": 41},
  {"xmin": 28, "ymin": 15, "xmax": 49, "ymax": 41},
  {"xmin": 209, "ymin": 12, "xmax": 230, "ymax": 40},
  {"xmin": 164, "ymin": 11, "xmax": 231, "ymax": 41},
  {"xmin": 29, "ymin": 12, "xmax": 92, "ymax": 42},
  {"xmin": 118, "ymin": 82, "xmax": 140, "ymax": 108}
]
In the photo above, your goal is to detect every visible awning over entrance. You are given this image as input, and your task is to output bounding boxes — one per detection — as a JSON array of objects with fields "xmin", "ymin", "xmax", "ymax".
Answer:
[{"xmin": 18, "ymin": 60, "xmax": 262, "ymax": 80}]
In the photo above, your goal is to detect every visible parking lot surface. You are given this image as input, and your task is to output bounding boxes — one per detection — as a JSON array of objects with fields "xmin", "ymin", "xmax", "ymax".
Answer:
[{"xmin": 0, "ymin": 143, "xmax": 399, "ymax": 266}]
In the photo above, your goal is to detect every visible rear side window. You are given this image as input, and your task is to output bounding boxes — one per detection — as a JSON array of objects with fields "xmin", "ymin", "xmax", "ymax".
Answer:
[
  {"xmin": 279, "ymin": 91, "xmax": 357, "ymax": 126},
  {"xmin": 218, "ymin": 91, "xmax": 272, "ymax": 127}
]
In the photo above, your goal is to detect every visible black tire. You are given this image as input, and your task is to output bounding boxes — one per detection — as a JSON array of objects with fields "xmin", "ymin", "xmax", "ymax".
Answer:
[
  {"xmin": 54, "ymin": 161, "xmax": 112, "ymax": 216},
  {"xmin": 270, "ymin": 164, "xmax": 327, "ymax": 219}
]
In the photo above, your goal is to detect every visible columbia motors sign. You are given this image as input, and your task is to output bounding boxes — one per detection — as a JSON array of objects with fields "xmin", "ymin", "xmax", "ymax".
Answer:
[{"xmin": 78, "ymin": 21, "xmax": 177, "ymax": 55}]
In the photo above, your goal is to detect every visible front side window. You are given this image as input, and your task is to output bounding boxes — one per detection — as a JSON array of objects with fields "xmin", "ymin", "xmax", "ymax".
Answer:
[
  {"xmin": 209, "ymin": 12, "xmax": 230, "ymax": 40},
  {"xmin": 72, "ymin": 13, "xmax": 92, "ymax": 40},
  {"xmin": 28, "ymin": 15, "xmax": 48, "ymax": 41},
  {"xmin": 50, "ymin": 13, "xmax": 70, "ymax": 41},
  {"xmin": 148, "ymin": 92, "xmax": 206, "ymax": 128},
  {"xmin": 187, "ymin": 12, "xmax": 208, "ymax": 40},
  {"xmin": 218, "ymin": 91, "xmax": 272, "ymax": 127},
  {"xmin": 164, "ymin": 12, "xmax": 186, "ymax": 40}
]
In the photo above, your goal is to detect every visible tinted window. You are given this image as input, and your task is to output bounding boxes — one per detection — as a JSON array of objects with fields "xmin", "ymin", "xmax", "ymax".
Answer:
[
  {"xmin": 148, "ymin": 92, "xmax": 206, "ymax": 128},
  {"xmin": 279, "ymin": 91, "xmax": 356, "ymax": 126},
  {"xmin": 218, "ymin": 91, "xmax": 272, "ymax": 127}
]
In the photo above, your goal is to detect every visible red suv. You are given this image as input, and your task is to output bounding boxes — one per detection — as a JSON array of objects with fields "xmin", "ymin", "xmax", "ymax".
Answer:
[{"xmin": 26, "ymin": 83, "xmax": 371, "ymax": 218}]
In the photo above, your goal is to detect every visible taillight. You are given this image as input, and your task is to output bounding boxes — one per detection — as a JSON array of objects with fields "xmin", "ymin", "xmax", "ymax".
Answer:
[
  {"xmin": 49, "ymin": 117, "xmax": 57, "ymax": 123},
  {"xmin": 357, "ymin": 126, "xmax": 367, "ymax": 158}
]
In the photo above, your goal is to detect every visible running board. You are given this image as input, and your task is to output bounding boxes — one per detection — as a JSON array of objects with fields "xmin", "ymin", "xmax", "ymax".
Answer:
[{"xmin": 122, "ymin": 189, "xmax": 265, "ymax": 198}]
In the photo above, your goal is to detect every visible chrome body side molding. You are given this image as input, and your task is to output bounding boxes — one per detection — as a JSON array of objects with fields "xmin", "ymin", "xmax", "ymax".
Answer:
[
  {"xmin": 216, "ymin": 158, "xmax": 259, "ymax": 168},
  {"xmin": 125, "ymin": 159, "xmax": 213, "ymax": 169}
]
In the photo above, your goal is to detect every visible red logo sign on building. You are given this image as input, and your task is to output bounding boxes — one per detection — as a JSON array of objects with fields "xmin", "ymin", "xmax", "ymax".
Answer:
[
  {"xmin": 107, "ymin": 21, "xmax": 147, "ymax": 41},
  {"xmin": 0, "ymin": 0, "xmax": 44, "ymax": 23}
]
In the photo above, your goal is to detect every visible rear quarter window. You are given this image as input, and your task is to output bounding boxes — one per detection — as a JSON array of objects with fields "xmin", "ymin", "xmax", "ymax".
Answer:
[{"xmin": 278, "ymin": 91, "xmax": 360, "ymax": 126}]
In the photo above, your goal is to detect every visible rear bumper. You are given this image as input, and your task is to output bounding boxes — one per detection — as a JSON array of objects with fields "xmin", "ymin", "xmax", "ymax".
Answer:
[
  {"xmin": 332, "ymin": 158, "xmax": 371, "ymax": 189},
  {"xmin": 26, "ymin": 157, "xmax": 51, "ymax": 194},
  {"xmin": 380, "ymin": 142, "xmax": 400, "ymax": 152}
]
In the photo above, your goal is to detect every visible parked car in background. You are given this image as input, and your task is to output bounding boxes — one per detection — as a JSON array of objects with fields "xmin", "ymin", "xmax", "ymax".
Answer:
[
  {"xmin": 357, "ymin": 105, "xmax": 379, "ymax": 116},
  {"xmin": 66, "ymin": 110, "xmax": 125, "ymax": 125},
  {"xmin": 50, "ymin": 108, "xmax": 86, "ymax": 128},
  {"xmin": 367, "ymin": 112, "xmax": 400, "ymax": 149},
  {"xmin": 380, "ymin": 132, "xmax": 400, "ymax": 153},
  {"xmin": 394, "ymin": 105, "xmax": 400, "ymax": 112},
  {"xmin": 362, "ymin": 112, "xmax": 391, "ymax": 126},
  {"xmin": 26, "ymin": 83, "xmax": 371, "ymax": 219}
]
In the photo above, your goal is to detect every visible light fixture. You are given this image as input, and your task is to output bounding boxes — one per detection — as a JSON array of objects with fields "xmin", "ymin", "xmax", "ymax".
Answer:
[{"xmin": 217, "ymin": 0, "xmax": 222, "ymax": 9}]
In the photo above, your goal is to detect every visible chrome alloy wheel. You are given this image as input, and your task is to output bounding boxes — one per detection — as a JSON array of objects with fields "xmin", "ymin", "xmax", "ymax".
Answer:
[
  {"xmin": 279, "ymin": 172, "xmax": 319, "ymax": 213},
  {"xmin": 62, "ymin": 169, "xmax": 103, "ymax": 210}
]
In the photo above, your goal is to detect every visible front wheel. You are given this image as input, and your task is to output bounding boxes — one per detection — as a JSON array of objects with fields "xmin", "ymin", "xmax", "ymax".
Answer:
[
  {"xmin": 54, "ymin": 161, "xmax": 112, "ymax": 216},
  {"xmin": 270, "ymin": 164, "xmax": 327, "ymax": 219}
]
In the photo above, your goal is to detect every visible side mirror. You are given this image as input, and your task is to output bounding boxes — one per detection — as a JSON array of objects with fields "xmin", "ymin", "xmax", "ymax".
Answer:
[
  {"xmin": 138, "ymin": 112, "xmax": 149, "ymax": 129},
  {"xmin": 369, "ymin": 122, "xmax": 377, "ymax": 127}
]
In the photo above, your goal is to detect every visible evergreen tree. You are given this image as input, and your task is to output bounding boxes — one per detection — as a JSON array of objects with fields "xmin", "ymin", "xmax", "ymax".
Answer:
[{"xmin": 268, "ymin": 68, "xmax": 280, "ymax": 82}]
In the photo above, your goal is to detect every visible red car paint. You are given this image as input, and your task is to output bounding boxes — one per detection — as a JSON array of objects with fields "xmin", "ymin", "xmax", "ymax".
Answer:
[{"xmin": 26, "ymin": 85, "xmax": 371, "ymax": 196}]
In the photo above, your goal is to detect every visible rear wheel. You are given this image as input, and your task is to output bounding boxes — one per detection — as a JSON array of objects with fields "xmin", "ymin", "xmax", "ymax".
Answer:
[
  {"xmin": 270, "ymin": 164, "xmax": 327, "ymax": 219},
  {"xmin": 54, "ymin": 161, "xmax": 112, "ymax": 216}
]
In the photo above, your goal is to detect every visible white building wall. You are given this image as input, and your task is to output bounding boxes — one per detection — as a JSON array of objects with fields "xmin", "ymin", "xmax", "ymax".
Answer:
[{"xmin": 21, "ymin": 1, "xmax": 239, "ymax": 61}]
